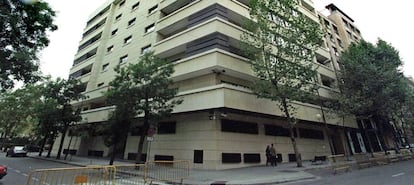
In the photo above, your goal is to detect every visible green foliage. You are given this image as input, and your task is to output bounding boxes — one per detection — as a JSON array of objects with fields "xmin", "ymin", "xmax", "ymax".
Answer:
[
  {"xmin": 0, "ymin": 0, "xmax": 57, "ymax": 89},
  {"xmin": 37, "ymin": 77, "xmax": 85, "ymax": 159},
  {"xmin": 241, "ymin": 0, "xmax": 324, "ymax": 112},
  {"xmin": 241, "ymin": 0, "xmax": 324, "ymax": 167},
  {"xmin": 335, "ymin": 39, "xmax": 408, "ymax": 119},
  {"xmin": 105, "ymin": 51, "xmax": 182, "ymax": 163},
  {"xmin": 0, "ymin": 84, "xmax": 43, "ymax": 139}
]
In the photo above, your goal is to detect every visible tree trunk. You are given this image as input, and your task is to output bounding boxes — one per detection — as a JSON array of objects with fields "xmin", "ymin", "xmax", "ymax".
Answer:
[
  {"xmin": 400, "ymin": 116, "xmax": 409, "ymax": 146},
  {"xmin": 109, "ymin": 143, "xmax": 117, "ymax": 165},
  {"xmin": 38, "ymin": 134, "xmax": 48, "ymax": 157},
  {"xmin": 56, "ymin": 126, "xmax": 68, "ymax": 159},
  {"xmin": 46, "ymin": 137, "xmax": 54, "ymax": 158},
  {"xmin": 362, "ymin": 122, "xmax": 375, "ymax": 157},
  {"xmin": 136, "ymin": 92, "xmax": 150, "ymax": 164},
  {"xmin": 136, "ymin": 113, "xmax": 150, "ymax": 164},
  {"xmin": 341, "ymin": 117, "xmax": 351, "ymax": 160},
  {"xmin": 317, "ymin": 90, "xmax": 335, "ymax": 155},
  {"xmin": 64, "ymin": 135, "xmax": 73, "ymax": 160},
  {"xmin": 281, "ymin": 98, "xmax": 302, "ymax": 167}
]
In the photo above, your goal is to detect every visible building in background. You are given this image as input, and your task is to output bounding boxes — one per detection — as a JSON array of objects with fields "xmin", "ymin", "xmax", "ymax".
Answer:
[{"xmin": 53, "ymin": 0, "xmax": 387, "ymax": 169}]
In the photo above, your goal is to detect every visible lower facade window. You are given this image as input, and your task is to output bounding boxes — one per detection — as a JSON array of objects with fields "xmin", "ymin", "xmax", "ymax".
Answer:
[
  {"xmin": 221, "ymin": 119, "xmax": 258, "ymax": 134},
  {"xmin": 222, "ymin": 153, "xmax": 241, "ymax": 163}
]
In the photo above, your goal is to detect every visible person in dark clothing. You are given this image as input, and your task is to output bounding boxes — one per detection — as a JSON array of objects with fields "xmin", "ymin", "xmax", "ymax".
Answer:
[
  {"xmin": 265, "ymin": 145, "xmax": 271, "ymax": 166},
  {"xmin": 270, "ymin": 144, "xmax": 277, "ymax": 166}
]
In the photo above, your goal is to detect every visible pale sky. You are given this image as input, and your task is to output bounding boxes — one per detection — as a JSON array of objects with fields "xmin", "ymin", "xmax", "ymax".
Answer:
[{"xmin": 40, "ymin": 1, "xmax": 414, "ymax": 79}]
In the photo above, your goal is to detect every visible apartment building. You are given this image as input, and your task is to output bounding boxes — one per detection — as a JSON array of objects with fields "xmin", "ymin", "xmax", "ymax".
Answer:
[
  {"xmin": 319, "ymin": 4, "xmax": 395, "ymax": 154},
  {"xmin": 54, "ymin": 0, "xmax": 366, "ymax": 169}
]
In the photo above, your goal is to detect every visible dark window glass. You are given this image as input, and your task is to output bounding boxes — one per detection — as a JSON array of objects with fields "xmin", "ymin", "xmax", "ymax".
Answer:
[
  {"xmin": 222, "ymin": 153, "xmax": 241, "ymax": 163},
  {"xmin": 130, "ymin": 127, "xmax": 142, "ymax": 136},
  {"xmin": 221, "ymin": 119, "xmax": 258, "ymax": 134},
  {"xmin": 132, "ymin": 2, "xmax": 140, "ymax": 10},
  {"xmin": 299, "ymin": 128, "xmax": 324, "ymax": 140},
  {"xmin": 194, "ymin": 150, "xmax": 203, "ymax": 164},
  {"xmin": 148, "ymin": 5, "xmax": 158, "ymax": 14},
  {"xmin": 158, "ymin": 122, "xmax": 176, "ymax": 134},
  {"xmin": 243, "ymin": 153, "xmax": 261, "ymax": 163},
  {"xmin": 264, "ymin": 125, "xmax": 291, "ymax": 137},
  {"xmin": 154, "ymin": 155, "xmax": 174, "ymax": 161}
]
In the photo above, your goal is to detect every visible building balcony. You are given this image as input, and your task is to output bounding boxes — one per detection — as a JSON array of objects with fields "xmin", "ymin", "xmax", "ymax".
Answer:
[
  {"xmin": 157, "ymin": 1, "xmax": 249, "ymax": 41},
  {"xmin": 171, "ymin": 49, "xmax": 253, "ymax": 82},
  {"xmin": 154, "ymin": 17, "xmax": 243, "ymax": 59},
  {"xmin": 174, "ymin": 84, "xmax": 346, "ymax": 126},
  {"xmin": 81, "ymin": 106, "xmax": 114, "ymax": 123}
]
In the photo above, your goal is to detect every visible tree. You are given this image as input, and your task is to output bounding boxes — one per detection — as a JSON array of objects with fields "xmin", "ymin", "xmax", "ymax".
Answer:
[
  {"xmin": 35, "ymin": 96, "xmax": 60, "ymax": 157},
  {"xmin": 0, "ymin": 84, "xmax": 42, "ymax": 140},
  {"xmin": 335, "ymin": 39, "xmax": 409, "ymax": 152},
  {"xmin": 0, "ymin": 0, "xmax": 57, "ymax": 89},
  {"xmin": 106, "ymin": 51, "xmax": 182, "ymax": 165},
  {"xmin": 241, "ymin": 0, "xmax": 324, "ymax": 167},
  {"xmin": 40, "ymin": 78, "xmax": 85, "ymax": 159}
]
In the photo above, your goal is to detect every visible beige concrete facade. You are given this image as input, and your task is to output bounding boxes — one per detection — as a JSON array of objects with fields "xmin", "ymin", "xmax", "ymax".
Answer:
[{"xmin": 54, "ymin": 0, "xmax": 370, "ymax": 169}]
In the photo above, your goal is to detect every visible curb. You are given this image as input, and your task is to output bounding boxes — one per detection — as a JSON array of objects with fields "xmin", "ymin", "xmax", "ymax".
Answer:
[{"xmin": 28, "ymin": 155, "xmax": 86, "ymax": 167}]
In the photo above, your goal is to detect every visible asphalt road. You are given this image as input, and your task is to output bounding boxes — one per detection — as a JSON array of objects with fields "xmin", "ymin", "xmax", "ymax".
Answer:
[
  {"xmin": 0, "ymin": 153, "xmax": 74, "ymax": 185},
  {"xmin": 286, "ymin": 160, "xmax": 414, "ymax": 185}
]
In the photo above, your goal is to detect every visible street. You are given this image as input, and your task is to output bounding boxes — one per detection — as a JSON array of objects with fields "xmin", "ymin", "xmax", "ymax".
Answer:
[
  {"xmin": 0, "ymin": 153, "xmax": 74, "ymax": 185},
  {"xmin": 1, "ymin": 153, "xmax": 414, "ymax": 185},
  {"xmin": 286, "ymin": 160, "xmax": 414, "ymax": 185}
]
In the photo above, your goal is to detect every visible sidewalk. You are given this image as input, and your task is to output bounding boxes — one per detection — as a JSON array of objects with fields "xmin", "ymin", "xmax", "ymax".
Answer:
[{"xmin": 28, "ymin": 153, "xmax": 330, "ymax": 185}]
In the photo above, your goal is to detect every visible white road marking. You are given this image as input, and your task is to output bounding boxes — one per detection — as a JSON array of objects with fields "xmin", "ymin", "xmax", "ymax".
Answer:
[
  {"xmin": 15, "ymin": 170, "xmax": 21, "ymax": 173},
  {"xmin": 392, "ymin": 172, "xmax": 405, "ymax": 177},
  {"xmin": 22, "ymin": 173, "xmax": 29, "ymax": 177}
]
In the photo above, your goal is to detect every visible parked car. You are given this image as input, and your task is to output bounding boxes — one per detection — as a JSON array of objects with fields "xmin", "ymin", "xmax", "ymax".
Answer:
[
  {"xmin": 6, "ymin": 146, "xmax": 27, "ymax": 157},
  {"xmin": 0, "ymin": 165, "xmax": 6, "ymax": 179}
]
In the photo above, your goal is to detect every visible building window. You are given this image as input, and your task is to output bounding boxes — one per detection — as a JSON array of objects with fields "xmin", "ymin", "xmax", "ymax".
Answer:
[
  {"xmin": 333, "ymin": 25, "xmax": 339, "ymax": 35},
  {"xmin": 131, "ymin": 2, "xmax": 139, "ymax": 11},
  {"xmin": 299, "ymin": 128, "xmax": 324, "ymax": 140},
  {"xmin": 128, "ymin": 18, "xmax": 136, "ymax": 26},
  {"xmin": 141, "ymin": 44, "xmax": 151, "ymax": 54},
  {"xmin": 107, "ymin": 45, "xmax": 113, "ymax": 53},
  {"xmin": 111, "ymin": 29, "xmax": 118, "ymax": 36},
  {"xmin": 144, "ymin": 23, "xmax": 155, "ymax": 33},
  {"xmin": 119, "ymin": 0, "xmax": 125, "ymax": 7},
  {"xmin": 221, "ymin": 119, "xmax": 258, "ymax": 134},
  {"xmin": 157, "ymin": 122, "xmax": 176, "ymax": 134},
  {"xmin": 337, "ymin": 39, "xmax": 343, "ymax": 48},
  {"xmin": 264, "ymin": 125, "xmax": 291, "ymax": 137},
  {"xmin": 222, "ymin": 153, "xmax": 241, "ymax": 163},
  {"xmin": 243, "ymin": 153, "xmax": 261, "ymax": 163},
  {"xmin": 102, "ymin": 63, "xmax": 109, "ymax": 71},
  {"xmin": 332, "ymin": 47, "xmax": 339, "ymax": 56},
  {"xmin": 124, "ymin": 35, "xmax": 132, "ymax": 44},
  {"xmin": 119, "ymin": 55, "xmax": 128, "ymax": 64},
  {"xmin": 97, "ymin": 82, "xmax": 104, "ymax": 87},
  {"xmin": 148, "ymin": 5, "xmax": 158, "ymax": 14},
  {"xmin": 321, "ymin": 75, "xmax": 336, "ymax": 88},
  {"xmin": 115, "ymin": 14, "xmax": 122, "ymax": 21},
  {"xmin": 194, "ymin": 150, "xmax": 203, "ymax": 164}
]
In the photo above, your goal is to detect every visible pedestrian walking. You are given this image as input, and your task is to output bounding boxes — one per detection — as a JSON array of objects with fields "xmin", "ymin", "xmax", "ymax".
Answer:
[
  {"xmin": 270, "ymin": 144, "xmax": 277, "ymax": 166},
  {"xmin": 265, "ymin": 145, "xmax": 271, "ymax": 166}
]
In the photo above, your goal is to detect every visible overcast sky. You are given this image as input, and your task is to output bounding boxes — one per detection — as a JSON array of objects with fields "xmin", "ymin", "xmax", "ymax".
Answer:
[{"xmin": 40, "ymin": 0, "xmax": 414, "ymax": 79}]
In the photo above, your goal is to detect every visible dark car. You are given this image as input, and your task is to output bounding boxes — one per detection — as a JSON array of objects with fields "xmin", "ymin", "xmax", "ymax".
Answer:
[
  {"xmin": 6, "ymin": 146, "xmax": 27, "ymax": 157},
  {"xmin": 0, "ymin": 165, "xmax": 6, "ymax": 179}
]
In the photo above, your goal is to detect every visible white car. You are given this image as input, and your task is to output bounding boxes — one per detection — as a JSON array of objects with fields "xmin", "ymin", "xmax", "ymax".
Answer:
[{"xmin": 6, "ymin": 146, "xmax": 27, "ymax": 157}]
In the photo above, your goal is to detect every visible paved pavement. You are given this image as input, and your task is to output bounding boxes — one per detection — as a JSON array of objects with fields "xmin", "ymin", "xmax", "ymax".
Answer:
[{"xmin": 28, "ymin": 152, "xmax": 335, "ymax": 185}]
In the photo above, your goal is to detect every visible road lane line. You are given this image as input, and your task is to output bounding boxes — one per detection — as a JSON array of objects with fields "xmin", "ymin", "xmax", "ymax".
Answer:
[
  {"xmin": 23, "ymin": 173, "xmax": 28, "ymax": 176},
  {"xmin": 15, "ymin": 170, "xmax": 21, "ymax": 173},
  {"xmin": 392, "ymin": 172, "xmax": 405, "ymax": 177}
]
